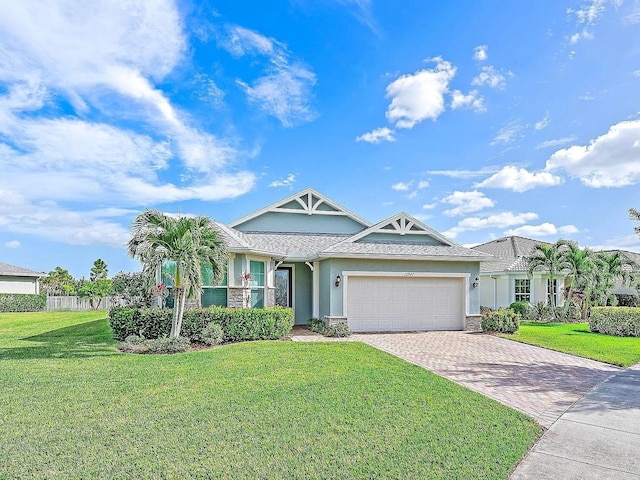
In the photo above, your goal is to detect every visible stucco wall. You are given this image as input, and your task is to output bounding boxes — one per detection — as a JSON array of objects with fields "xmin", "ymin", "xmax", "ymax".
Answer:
[
  {"xmin": 0, "ymin": 276, "xmax": 38, "ymax": 294},
  {"xmin": 319, "ymin": 258, "xmax": 480, "ymax": 319}
]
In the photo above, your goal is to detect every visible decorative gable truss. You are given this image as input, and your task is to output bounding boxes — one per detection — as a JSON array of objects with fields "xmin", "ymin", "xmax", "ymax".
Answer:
[
  {"xmin": 343, "ymin": 212, "xmax": 458, "ymax": 245},
  {"xmin": 229, "ymin": 188, "xmax": 370, "ymax": 228}
]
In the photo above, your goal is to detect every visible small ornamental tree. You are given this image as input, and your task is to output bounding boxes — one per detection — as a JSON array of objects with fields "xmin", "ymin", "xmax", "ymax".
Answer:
[
  {"xmin": 127, "ymin": 209, "xmax": 228, "ymax": 338},
  {"xmin": 78, "ymin": 278, "xmax": 112, "ymax": 310}
]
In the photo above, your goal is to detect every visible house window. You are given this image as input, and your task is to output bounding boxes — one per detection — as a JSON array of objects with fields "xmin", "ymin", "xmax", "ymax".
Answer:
[
  {"xmin": 163, "ymin": 261, "xmax": 229, "ymax": 308},
  {"xmin": 249, "ymin": 260, "xmax": 265, "ymax": 308},
  {"xmin": 514, "ymin": 279, "xmax": 531, "ymax": 303},
  {"xmin": 547, "ymin": 279, "xmax": 558, "ymax": 306}
]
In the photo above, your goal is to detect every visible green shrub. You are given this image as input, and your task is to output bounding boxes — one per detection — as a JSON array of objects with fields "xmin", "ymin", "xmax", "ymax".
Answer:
[
  {"xmin": 220, "ymin": 306, "xmax": 294, "ymax": 342},
  {"xmin": 325, "ymin": 323, "xmax": 351, "ymax": 337},
  {"xmin": 614, "ymin": 294, "xmax": 640, "ymax": 307},
  {"xmin": 201, "ymin": 323, "xmax": 224, "ymax": 346},
  {"xmin": 0, "ymin": 293, "xmax": 47, "ymax": 312},
  {"xmin": 480, "ymin": 306, "xmax": 492, "ymax": 315},
  {"xmin": 481, "ymin": 308, "xmax": 520, "ymax": 334},
  {"xmin": 529, "ymin": 302, "xmax": 552, "ymax": 322},
  {"xmin": 144, "ymin": 336, "xmax": 191, "ymax": 354},
  {"xmin": 509, "ymin": 302, "xmax": 529, "ymax": 316},
  {"xmin": 307, "ymin": 317, "xmax": 325, "ymax": 333},
  {"xmin": 589, "ymin": 307, "xmax": 640, "ymax": 337},
  {"xmin": 119, "ymin": 335, "xmax": 150, "ymax": 354},
  {"xmin": 108, "ymin": 307, "xmax": 172, "ymax": 340}
]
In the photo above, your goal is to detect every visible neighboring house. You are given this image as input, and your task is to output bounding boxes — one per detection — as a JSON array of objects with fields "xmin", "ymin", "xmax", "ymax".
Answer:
[
  {"xmin": 472, "ymin": 236, "xmax": 567, "ymax": 310},
  {"xmin": 0, "ymin": 261, "xmax": 45, "ymax": 294},
  {"xmin": 165, "ymin": 188, "xmax": 491, "ymax": 332},
  {"xmin": 607, "ymin": 249, "xmax": 640, "ymax": 295}
]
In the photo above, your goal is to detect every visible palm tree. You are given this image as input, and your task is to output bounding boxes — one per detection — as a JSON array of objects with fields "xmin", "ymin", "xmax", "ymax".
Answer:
[
  {"xmin": 630, "ymin": 208, "xmax": 640, "ymax": 238},
  {"xmin": 594, "ymin": 250, "xmax": 638, "ymax": 306},
  {"xmin": 559, "ymin": 241, "xmax": 596, "ymax": 319},
  {"xmin": 528, "ymin": 241, "xmax": 567, "ymax": 319},
  {"xmin": 127, "ymin": 210, "xmax": 228, "ymax": 338}
]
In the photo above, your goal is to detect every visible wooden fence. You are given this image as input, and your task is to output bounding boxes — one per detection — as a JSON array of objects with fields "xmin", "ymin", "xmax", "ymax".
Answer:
[{"xmin": 45, "ymin": 296, "xmax": 121, "ymax": 311}]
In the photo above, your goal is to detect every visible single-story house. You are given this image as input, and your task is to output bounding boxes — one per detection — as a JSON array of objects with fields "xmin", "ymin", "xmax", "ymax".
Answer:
[
  {"xmin": 607, "ymin": 249, "xmax": 640, "ymax": 296},
  {"xmin": 0, "ymin": 261, "xmax": 45, "ymax": 294},
  {"xmin": 166, "ymin": 188, "xmax": 491, "ymax": 332},
  {"xmin": 471, "ymin": 236, "xmax": 567, "ymax": 309}
]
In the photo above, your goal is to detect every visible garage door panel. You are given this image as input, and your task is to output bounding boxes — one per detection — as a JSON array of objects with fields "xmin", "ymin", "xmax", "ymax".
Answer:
[{"xmin": 347, "ymin": 276, "xmax": 464, "ymax": 332}]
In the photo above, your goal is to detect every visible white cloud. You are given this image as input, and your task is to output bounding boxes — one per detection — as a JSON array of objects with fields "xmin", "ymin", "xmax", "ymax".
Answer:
[
  {"xmin": 0, "ymin": 0, "xmax": 257, "ymax": 222},
  {"xmin": 406, "ymin": 191, "xmax": 418, "ymax": 200},
  {"xmin": 570, "ymin": 0, "xmax": 606, "ymax": 25},
  {"xmin": 536, "ymin": 136, "xmax": 578, "ymax": 149},
  {"xmin": 587, "ymin": 234, "xmax": 640, "ymax": 252},
  {"xmin": 382, "ymin": 201, "xmax": 395, "ymax": 207},
  {"xmin": 491, "ymin": 120, "xmax": 523, "ymax": 145},
  {"xmin": 418, "ymin": 181, "xmax": 429, "ymax": 189},
  {"xmin": 534, "ymin": 115, "xmax": 550, "ymax": 130},
  {"xmin": 426, "ymin": 168, "xmax": 499, "ymax": 178},
  {"xmin": 570, "ymin": 29, "xmax": 594, "ymax": 43},
  {"xmin": 269, "ymin": 173, "xmax": 297, "ymax": 188},
  {"xmin": 444, "ymin": 211, "xmax": 539, "ymax": 238},
  {"xmin": 504, "ymin": 223, "xmax": 579, "ymax": 237},
  {"xmin": 391, "ymin": 182, "xmax": 411, "ymax": 191},
  {"xmin": 221, "ymin": 25, "xmax": 317, "ymax": 127},
  {"xmin": 385, "ymin": 57, "xmax": 456, "ymax": 128},
  {"xmin": 0, "ymin": 190, "xmax": 130, "ymax": 247},
  {"xmin": 450, "ymin": 90, "xmax": 486, "ymax": 112},
  {"xmin": 422, "ymin": 203, "xmax": 436, "ymax": 209},
  {"xmin": 476, "ymin": 166, "xmax": 564, "ymax": 192},
  {"xmin": 471, "ymin": 66, "xmax": 507, "ymax": 89},
  {"xmin": 356, "ymin": 127, "xmax": 395, "ymax": 143},
  {"xmin": 545, "ymin": 119, "xmax": 640, "ymax": 187},
  {"xmin": 623, "ymin": 8, "xmax": 640, "ymax": 25},
  {"xmin": 634, "ymin": 69, "xmax": 640, "ymax": 78},
  {"xmin": 474, "ymin": 45, "xmax": 488, "ymax": 61},
  {"xmin": 4, "ymin": 240, "xmax": 21, "ymax": 249},
  {"xmin": 441, "ymin": 191, "xmax": 495, "ymax": 217}
]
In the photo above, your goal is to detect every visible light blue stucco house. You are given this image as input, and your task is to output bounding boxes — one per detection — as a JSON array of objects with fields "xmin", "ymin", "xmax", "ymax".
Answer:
[{"xmin": 184, "ymin": 188, "xmax": 491, "ymax": 332}]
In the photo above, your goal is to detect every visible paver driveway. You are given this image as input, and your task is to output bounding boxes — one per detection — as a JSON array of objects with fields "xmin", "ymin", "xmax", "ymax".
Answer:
[{"xmin": 353, "ymin": 332, "xmax": 619, "ymax": 427}]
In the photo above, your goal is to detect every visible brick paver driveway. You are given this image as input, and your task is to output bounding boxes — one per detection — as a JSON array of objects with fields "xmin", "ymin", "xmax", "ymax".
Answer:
[{"xmin": 353, "ymin": 332, "xmax": 620, "ymax": 427}]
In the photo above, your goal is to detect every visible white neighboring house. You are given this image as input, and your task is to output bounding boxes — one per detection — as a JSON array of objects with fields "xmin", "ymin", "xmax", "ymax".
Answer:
[
  {"xmin": 607, "ymin": 249, "xmax": 640, "ymax": 296},
  {"xmin": 0, "ymin": 261, "xmax": 45, "ymax": 294},
  {"xmin": 471, "ymin": 236, "xmax": 567, "ymax": 309}
]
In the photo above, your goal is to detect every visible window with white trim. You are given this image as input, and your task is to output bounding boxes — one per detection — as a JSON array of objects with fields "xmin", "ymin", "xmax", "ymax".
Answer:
[
  {"xmin": 514, "ymin": 279, "xmax": 531, "ymax": 303},
  {"xmin": 249, "ymin": 260, "xmax": 265, "ymax": 308}
]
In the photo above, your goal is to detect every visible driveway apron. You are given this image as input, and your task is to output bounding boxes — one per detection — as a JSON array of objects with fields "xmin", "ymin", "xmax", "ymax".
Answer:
[
  {"xmin": 511, "ymin": 361, "xmax": 640, "ymax": 479},
  {"xmin": 353, "ymin": 332, "xmax": 619, "ymax": 428}
]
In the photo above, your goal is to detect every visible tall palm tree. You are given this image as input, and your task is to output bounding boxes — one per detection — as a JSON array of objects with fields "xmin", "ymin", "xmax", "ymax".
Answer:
[
  {"xmin": 127, "ymin": 210, "xmax": 228, "ymax": 338},
  {"xmin": 630, "ymin": 208, "xmax": 640, "ymax": 238},
  {"xmin": 528, "ymin": 241, "xmax": 567, "ymax": 319},
  {"xmin": 559, "ymin": 241, "xmax": 596, "ymax": 319},
  {"xmin": 593, "ymin": 250, "xmax": 638, "ymax": 306}
]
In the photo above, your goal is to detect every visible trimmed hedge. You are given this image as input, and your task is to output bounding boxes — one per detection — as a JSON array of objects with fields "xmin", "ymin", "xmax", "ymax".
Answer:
[
  {"xmin": 481, "ymin": 308, "xmax": 520, "ymax": 334},
  {"xmin": 589, "ymin": 307, "xmax": 640, "ymax": 337},
  {"xmin": 0, "ymin": 293, "xmax": 47, "ymax": 312},
  {"xmin": 614, "ymin": 294, "xmax": 640, "ymax": 308},
  {"xmin": 509, "ymin": 301, "xmax": 529, "ymax": 316},
  {"xmin": 108, "ymin": 307, "xmax": 171, "ymax": 340},
  {"xmin": 110, "ymin": 305, "xmax": 294, "ymax": 342}
]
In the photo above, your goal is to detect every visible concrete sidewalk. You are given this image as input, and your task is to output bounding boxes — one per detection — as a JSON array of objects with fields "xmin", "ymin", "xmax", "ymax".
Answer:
[{"xmin": 512, "ymin": 362, "xmax": 640, "ymax": 479}]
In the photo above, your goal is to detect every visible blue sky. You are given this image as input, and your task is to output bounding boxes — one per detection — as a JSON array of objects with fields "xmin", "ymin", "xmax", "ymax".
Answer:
[{"xmin": 1, "ymin": 0, "xmax": 640, "ymax": 278}]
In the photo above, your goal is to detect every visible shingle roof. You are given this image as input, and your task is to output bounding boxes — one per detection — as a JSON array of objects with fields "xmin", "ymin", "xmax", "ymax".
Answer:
[
  {"xmin": 0, "ymin": 261, "xmax": 45, "ymax": 277},
  {"xmin": 472, "ymin": 236, "xmax": 549, "ymax": 273},
  {"xmin": 321, "ymin": 240, "xmax": 492, "ymax": 259},
  {"xmin": 241, "ymin": 232, "xmax": 353, "ymax": 259}
]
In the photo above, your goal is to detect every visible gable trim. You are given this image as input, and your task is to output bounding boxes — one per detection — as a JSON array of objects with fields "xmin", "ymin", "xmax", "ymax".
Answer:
[
  {"xmin": 228, "ymin": 188, "xmax": 371, "ymax": 229},
  {"xmin": 334, "ymin": 212, "xmax": 459, "ymax": 246}
]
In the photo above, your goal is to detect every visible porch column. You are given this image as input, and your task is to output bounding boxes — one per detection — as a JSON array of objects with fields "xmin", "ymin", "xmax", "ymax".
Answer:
[{"xmin": 312, "ymin": 261, "xmax": 319, "ymax": 318}]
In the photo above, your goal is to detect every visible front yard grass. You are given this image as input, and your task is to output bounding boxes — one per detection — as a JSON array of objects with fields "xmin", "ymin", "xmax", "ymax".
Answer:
[
  {"xmin": 0, "ymin": 311, "xmax": 541, "ymax": 479},
  {"xmin": 502, "ymin": 322, "xmax": 640, "ymax": 367}
]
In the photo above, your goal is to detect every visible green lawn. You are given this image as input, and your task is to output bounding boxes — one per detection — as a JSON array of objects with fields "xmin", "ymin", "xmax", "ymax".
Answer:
[
  {"xmin": 502, "ymin": 322, "xmax": 640, "ymax": 367},
  {"xmin": 0, "ymin": 311, "xmax": 541, "ymax": 479}
]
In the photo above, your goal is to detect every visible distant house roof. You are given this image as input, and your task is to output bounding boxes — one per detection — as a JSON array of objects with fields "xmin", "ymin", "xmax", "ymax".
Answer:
[
  {"xmin": 0, "ymin": 261, "xmax": 45, "ymax": 278},
  {"xmin": 472, "ymin": 236, "xmax": 550, "ymax": 273}
]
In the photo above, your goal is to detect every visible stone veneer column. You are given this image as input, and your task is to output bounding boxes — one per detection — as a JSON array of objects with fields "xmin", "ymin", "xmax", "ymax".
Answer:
[
  {"xmin": 228, "ymin": 287, "xmax": 244, "ymax": 308},
  {"xmin": 465, "ymin": 314, "xmax": 482, "ymax": 332}
]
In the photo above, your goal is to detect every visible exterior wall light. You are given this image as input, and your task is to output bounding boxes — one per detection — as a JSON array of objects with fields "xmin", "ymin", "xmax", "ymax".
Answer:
[
  {"xmin": 335, "ymin": 275, "xmax": 341, "ymax": 287},
  {"xmin": 472, "ymin": 277, "xmax": 479, "ymax": 288}
]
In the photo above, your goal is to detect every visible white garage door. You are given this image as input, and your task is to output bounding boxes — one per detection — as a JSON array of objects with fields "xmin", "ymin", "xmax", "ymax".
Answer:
[{"xmin": 346, "ymin": 276, "xmax": 465, "ymax": 332}]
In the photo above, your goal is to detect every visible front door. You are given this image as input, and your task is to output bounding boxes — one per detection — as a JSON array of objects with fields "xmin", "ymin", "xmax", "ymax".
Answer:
[{"xmin": 275, "ymin": 267, "xmax": 293, "ymax": 308}]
